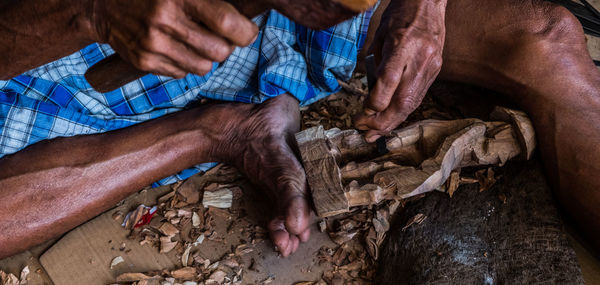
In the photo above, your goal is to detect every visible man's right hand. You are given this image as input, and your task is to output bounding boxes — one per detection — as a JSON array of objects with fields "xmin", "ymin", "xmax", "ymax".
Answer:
[{"xmin": 91, "ymin": 0, "xmax": 259, "ymax": 78}]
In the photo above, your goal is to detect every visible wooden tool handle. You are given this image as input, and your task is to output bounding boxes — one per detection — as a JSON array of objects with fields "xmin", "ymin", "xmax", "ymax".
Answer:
[{"xmin": 85, "ymin": 0, "xmax": 268, "ymax": 93}]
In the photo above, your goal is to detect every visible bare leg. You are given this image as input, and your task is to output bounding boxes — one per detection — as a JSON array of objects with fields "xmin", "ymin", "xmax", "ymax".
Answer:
[
  {"xmin": 442, "ymin": 0, "xmax": 600, "ymax": 248},
  {"xmin": 368, "ymin": 0, "xmax": 600, "ymax": 247}
]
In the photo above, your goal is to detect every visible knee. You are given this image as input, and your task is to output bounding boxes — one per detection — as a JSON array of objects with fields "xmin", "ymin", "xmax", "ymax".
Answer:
[{"xmin": 530, "ymin": 3, "xmax": 586, "ymax": 46}]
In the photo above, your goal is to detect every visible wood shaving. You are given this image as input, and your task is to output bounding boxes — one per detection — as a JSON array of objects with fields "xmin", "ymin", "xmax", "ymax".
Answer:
[
  {"xmin": 402, "ymin": 213, "xmax": 427, "ymax": 232},
  {"xmin": 207, "ymin": 270, "xmax": 226, "ymax": 284},
  {"xmin": 476, "ymin": 167, "xmax": 497, "ymax": 192},
  {"xmin": 0, "ymin": 271, "xmax": 19, "ymax": 285},
  {"xmin": 110, "ymin": 256, "xmax": 124, "ymax": 269},
  {"xmin": 203, "ymin": 188, "xmax": 233, "ymax": 209},
  {"xmin": 159, "ymin": 236, "xmax": 177, "ymax": 253},
  {"xmin": 158, "ymin": 222, "xmax": 179, "ymax": 237},
  {"xmin": 116, "ymin": 273, "xmax": 158, "ymax": 282},
  {"xmin": 107, "ymin": 74, "xmax": 529, "ymax": 285},
  {"xmin": 170, "ymin": 267, "xmax": 197, "ymax": 280},
  {"xmin": 192, "ymin": 212, "xmax": 201, "ymax": 227},
  {"xmin": 181, "ymin": 245, "xmax": 192, "ymax": 267},
  {"xmin": 0, "ymin": 267, "xmax": 29, "ymax": 285}
]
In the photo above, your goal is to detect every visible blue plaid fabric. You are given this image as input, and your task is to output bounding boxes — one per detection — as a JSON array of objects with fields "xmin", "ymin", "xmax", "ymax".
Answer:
[{"xmin": 0, "ymin": 8, "xmax": 374, "ymax": 186}]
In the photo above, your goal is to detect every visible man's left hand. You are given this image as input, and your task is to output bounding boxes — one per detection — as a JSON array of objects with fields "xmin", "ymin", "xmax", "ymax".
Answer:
[{"xmin": 355, "ymin": 0, "xmax": 447, "ymax": 142}]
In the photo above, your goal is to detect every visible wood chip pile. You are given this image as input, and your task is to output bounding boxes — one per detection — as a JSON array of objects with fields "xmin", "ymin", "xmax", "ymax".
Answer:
[
  {"xmin": 0, "ymin": 267, "xmax": 29, "ymax": 285},
  {"xmin": 102, "ymin": 74, "xmax": 508, "ymax": 285}
]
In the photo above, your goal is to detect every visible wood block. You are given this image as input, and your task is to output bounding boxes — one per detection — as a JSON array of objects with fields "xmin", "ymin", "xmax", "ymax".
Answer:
[{"xmin": 296, "ymin": 126, "xmax": 349, "ymax": 217}]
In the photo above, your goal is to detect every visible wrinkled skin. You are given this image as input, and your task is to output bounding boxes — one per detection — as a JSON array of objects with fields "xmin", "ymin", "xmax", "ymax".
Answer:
[
  {"xmin": 215, "ymin": 95, "xmax": 311, "ymax": 256},
  {"xmin": 355, "ymin": 0, "xmax": 446, "ymax": 142},
  {"xmin": 92, "ymin": 0, "xmax": 258, "ymax": 78}
]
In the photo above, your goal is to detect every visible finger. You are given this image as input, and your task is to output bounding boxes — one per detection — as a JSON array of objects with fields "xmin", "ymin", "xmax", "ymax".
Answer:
[
  {"xmin": 186, "ymin": 0, "xmax": 259, "ymax": 46},
  {"xmin": 268, "ymin": 217, "xmax": 291, "ymax": 255},
  {"xmin": 152, "ymin": 56, "xmax": 189, "ymax": 79},
  {"xmin": 111, "ymin": 35, "xmax": 188, "ymax": 78},
  {"xmin": 164, "ymin": 16, "xmax": 235, "ymax": 62},
  {"xmin": 365, "ymin": 39, "xmax": 408, "ymax": 113},
  {"xmin": 362, "ymin": 66, "xmax": 431, "ymax": 142},
  {"xmin": 357, "ymin": 62, "xmax": 418, "ymax": 132},
  {"xmin": 364, "ymin": 130, "xmax": 382, "ymax": 143},
  {"xmin": 146, "ymin": 29, "xmax": 215, "ymax": 75}
]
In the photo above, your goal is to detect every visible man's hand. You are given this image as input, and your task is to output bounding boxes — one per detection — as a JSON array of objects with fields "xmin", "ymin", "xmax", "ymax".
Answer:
[
  {"xmin": 355, "ymin": 0, "xmax": 446, "ymax": 142},
  {"xmin": 91, "ymin": 0, "xmax": 259, "ymax": 78}
]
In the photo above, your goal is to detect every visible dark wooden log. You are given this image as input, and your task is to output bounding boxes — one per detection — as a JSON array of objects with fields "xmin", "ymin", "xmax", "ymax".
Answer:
[{"xmin": 376, "ymin": 158, "xmax": 584, "ymax": 284}]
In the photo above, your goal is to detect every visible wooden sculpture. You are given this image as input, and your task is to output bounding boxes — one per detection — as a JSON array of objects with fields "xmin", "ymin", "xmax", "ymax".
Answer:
[{"xmin": 296, "ymin": 107, "xmax": 536, "ymax": 217}]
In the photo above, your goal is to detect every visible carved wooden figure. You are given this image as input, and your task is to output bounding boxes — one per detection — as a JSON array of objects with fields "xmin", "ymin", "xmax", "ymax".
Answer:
[{"xmin": 295, "ymin": 107, "xmax": 536, "ymax": 217}]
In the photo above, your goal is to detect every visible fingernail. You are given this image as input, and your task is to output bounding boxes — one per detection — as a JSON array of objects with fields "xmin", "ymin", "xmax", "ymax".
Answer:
[
  {"xmin": 366, "ymin": 135, "xmax": 380, "ymax": 143},
  {"xmin": 364, "ymin": 108, "xmax": 376, "ymax": 116}
]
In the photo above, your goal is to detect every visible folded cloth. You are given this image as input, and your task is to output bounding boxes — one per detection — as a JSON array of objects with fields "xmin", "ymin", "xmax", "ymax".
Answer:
[{"xmin": 0, "ymin": 8, "xmax": 374, "ymax": 185}]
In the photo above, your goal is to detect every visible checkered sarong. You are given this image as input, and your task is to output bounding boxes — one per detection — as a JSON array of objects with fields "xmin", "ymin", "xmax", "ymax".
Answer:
[{"xmin": 0, "ymin": 9, "xmax": 373, "ymax": 185}]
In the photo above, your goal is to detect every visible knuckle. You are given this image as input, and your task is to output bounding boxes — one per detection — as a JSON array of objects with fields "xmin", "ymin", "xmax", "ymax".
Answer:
[
  {"xmin": 369, "ymin": 96, "xmax": 389, "ymax": 111},
  {"xmin": 214, "ymin": 6, "xmax": 237, "ymax": 34},
  {"xmin": 380, "ymin": 70, "xmax": 401, "ymax": 86},
  {"xmin": 392, "ymin": 27, "xmax": 410, "ymax": 36},
  {"xmin": 432, "ymin": 56, "xmax": 443, "ymax": 70},
  {"xmin": 147, "ymin": 0, "xmax": 169, "ymax": 25},
  {"xmin": 151, "ymin": 10, "xmax": 169, "ymax": 26},
  {"xmin": 423, "ymin": 44, "xmax": 437, "ymax": 57}
]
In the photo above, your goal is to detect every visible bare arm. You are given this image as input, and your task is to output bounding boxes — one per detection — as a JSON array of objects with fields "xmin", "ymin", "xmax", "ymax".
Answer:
[
  {"xmin": 0, "ymin": 0, "xmax": 96, "ymax": 78},
  {"xmin": 0, "ymin": 0, "xmax": 258, "ymax": 79},
  {"xmin": 0, "ymin": 0, "xmax": 258, "ymax": 256},
  {"xmin": 0, "ymin": 104, "xmax": 235, "ymax": 258}
]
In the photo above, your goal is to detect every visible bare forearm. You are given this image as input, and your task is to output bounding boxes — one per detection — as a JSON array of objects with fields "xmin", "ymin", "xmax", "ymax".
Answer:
[
  {"xmin": 0, "ymin": 105, "xmax": 229, "ymax": 258},
  {"xmin": 0, "ymin": 0, "xmax": 96, "ymax": 79}
]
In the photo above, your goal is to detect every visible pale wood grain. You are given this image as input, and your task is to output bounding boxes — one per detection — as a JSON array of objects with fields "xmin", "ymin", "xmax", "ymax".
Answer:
[{"xmin": 296, "ymin": 126, "xmax": 349, "ymax": 217}]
